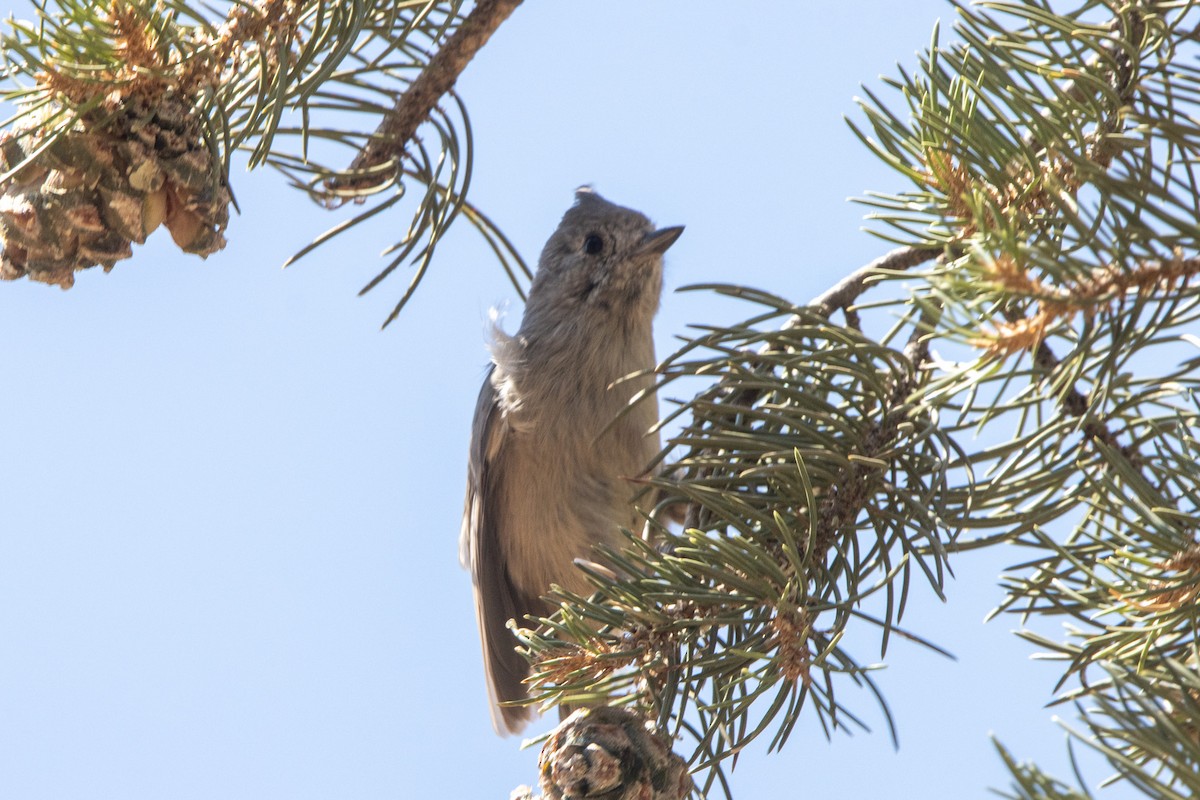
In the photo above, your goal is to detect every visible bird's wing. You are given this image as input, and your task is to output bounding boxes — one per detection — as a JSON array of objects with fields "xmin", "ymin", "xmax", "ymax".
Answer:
[{"xmin": 460, "ymin": 365, "xmax": 539, "ymax": 734}]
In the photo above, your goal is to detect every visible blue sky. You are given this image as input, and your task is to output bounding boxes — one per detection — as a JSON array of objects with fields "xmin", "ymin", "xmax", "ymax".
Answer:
[{"xmin": 0, "ymin": 2, "xmax": 1143, "ymax": 798}]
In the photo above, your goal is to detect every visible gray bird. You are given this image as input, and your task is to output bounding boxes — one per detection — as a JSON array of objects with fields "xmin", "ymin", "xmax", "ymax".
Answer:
[{"xmin": 460, "ymin": 188, "xmax": 684, "ymax": 734}]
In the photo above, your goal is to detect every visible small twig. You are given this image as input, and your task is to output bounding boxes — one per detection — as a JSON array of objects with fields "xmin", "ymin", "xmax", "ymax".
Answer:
[
  {"xmin": 1028, "ymin": 334, "xmax": 1143, "ymax": 468},
  {"xmin": 998, "ymin": 304, "xmax": 1138, "ymax": 465},
  {"xmin": 903, "ymin": 305, "xmax": 935, "ymax": 368},
  {"xmin": 327, "ymin": 0, "xmax": 522, "ymax": 194},
  {"xmin": 807, "ymin": 245, "xmax": 941, "ymax": 319}
]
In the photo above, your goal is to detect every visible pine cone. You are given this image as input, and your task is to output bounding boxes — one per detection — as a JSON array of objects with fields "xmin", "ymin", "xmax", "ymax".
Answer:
[
  {"xmin": 0, "ymin": 94, "xmax": 230, "ymax": 289},
  {"xmin": 539, "ymin": 707, "xmax": 693, "ymax": 800}
]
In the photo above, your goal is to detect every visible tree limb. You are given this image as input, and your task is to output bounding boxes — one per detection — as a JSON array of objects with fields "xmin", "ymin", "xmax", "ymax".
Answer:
[
  {"xmin": 807, "ymin": 245, "xmax": 942, "ymax": 319},
  {"xmin": 326, "ymin": 0, "xmax": 523, "ymax": 197}
]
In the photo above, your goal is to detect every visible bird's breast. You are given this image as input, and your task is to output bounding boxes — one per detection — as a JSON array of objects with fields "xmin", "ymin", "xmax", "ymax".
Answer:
[{"xmin": 494, "ymin": 377, "xmax": 659, "ymax": 603}]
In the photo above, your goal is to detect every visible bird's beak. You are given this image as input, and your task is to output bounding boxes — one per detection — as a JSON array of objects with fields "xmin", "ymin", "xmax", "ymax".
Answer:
[{"xmin": 638, "ymin": 225, "xmax": 685, "ymax": 256}]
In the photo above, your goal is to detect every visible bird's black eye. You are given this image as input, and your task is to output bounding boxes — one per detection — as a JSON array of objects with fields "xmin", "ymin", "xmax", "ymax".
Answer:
[{"xmin": 583, "ymin": 234, "xmax": 604, "ymax": 255}]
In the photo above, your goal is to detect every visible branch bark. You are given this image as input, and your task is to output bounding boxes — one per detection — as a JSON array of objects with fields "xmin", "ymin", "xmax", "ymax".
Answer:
[
  {"xmin": 326, "ymin": 0, "xmax": 523, "ymax": 196},
  {"xmin": 807, "ymin": 245, "xmax": 942, "ymax": 319}
]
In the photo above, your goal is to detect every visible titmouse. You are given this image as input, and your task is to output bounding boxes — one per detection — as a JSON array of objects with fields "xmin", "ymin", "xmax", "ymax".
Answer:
[{"xmin": 460, "ymin": 188, "xmax": 683, "ymax": 734}]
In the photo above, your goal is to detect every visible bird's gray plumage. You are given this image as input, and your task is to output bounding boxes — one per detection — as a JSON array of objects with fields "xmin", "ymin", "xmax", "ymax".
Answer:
[{"xmin": 460, "ymin": 189, "xmax": 683, "ymax": 734}]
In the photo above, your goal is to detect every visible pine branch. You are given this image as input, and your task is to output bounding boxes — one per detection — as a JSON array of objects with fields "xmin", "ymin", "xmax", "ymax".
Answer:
[
  {"xmin": 1020, "ymin": 312, "xmax": 1144, "ymax": 468},
  {"xmin": 675, "ymin": 243, "xmax": 943, "ymax": 534},
  {"xmin": 523, "ymin": 4, "xmax": 1200, "ymax": 798},
  {"xmin": 807, "ymin": 244, "xmax": 941, "ymax": 318},
  {"xmin": 328, "ymin": 0, "xmax": 523, "ymax": 196},
  {"xmin": 0, "ymin": 1, "xmax": 531, "ymax": 324}
]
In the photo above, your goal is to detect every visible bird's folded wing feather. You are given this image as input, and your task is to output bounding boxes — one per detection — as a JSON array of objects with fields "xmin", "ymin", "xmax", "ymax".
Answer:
[{"xmin": 460, "ymin": 366, "xmax": 538, "ymax": 734}]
